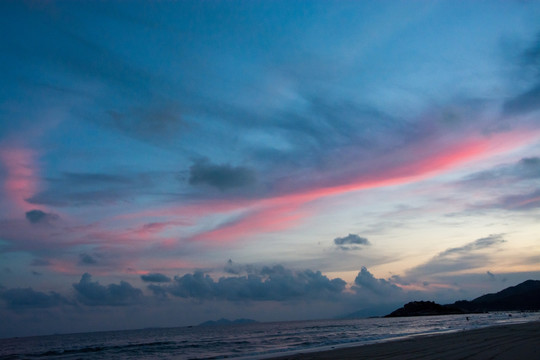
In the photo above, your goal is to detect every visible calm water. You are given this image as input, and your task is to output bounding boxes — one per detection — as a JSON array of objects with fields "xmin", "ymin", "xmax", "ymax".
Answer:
[{"xmin": 1, "ymin": 312, "xmax": 538, "ymax": 360}]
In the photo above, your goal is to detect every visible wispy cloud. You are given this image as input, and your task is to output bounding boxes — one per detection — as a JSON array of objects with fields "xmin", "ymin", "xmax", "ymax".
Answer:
[{"xmin": 406, "ymin": 234, "xmax": 506, "ymax": 279}]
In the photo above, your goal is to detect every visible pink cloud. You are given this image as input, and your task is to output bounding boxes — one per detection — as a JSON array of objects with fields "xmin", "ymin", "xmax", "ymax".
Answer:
[
  {"xmin": 189, "ymin": 202, "xmax": 310, "ymax": 243},
  {"xmin": 187, "ymin": 128, "xmax": 540, "ymax": 244},
  {"xmin": 0, "ymin": 146, "xmax": 41, "ymax": 212},
  {"xmin": 100, "ymin": 128, "xmax": 540, "ymax": 247}
]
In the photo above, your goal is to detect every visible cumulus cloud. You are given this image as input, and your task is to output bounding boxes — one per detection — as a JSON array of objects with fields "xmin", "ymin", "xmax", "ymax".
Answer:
[
  {"xmin": 25, "ymin": 209, "xmax": 58, "ymax": 224},
  {"xmin": 189, "ymin": 159, "xmax": 256, "ymax": 191},
  {"xmin": 223, "ymin": 259, "xmax": 255, "ymax": 275},
  {"xmin": 406, "ymin": 234, "xmax": 506, "ymax": 278},
  {"xmin": 140, "ymin": 273, "xmax": 171, "ymax": 283},
  {"xmin": 353, "ymin": 267, "xmax": 401, "ymax": 296},
  {"xmin": 73, "ymin": 273, "xmax": 143, "ymax": 306},
  {"xmin": 0, "ymin": 287, "xmax": 71, "ymax": 309},
  {"xmin": 334, "ymin": 234, "xmax": 370, "ymax": 251},
  {"xmin": 149, "ymin": 265, "xmax": 346, "ymax": 301}
]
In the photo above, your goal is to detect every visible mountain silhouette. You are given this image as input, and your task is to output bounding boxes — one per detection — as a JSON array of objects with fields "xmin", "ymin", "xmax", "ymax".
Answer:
[{"xmin": 385, "ymin": 280, "xmax": 540, "ymax": 317}]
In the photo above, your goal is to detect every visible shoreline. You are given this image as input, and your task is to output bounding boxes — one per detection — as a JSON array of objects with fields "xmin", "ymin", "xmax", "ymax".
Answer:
[{"xmin": 266, "ymin": 320, "xmax": 540, "ymax": 360}]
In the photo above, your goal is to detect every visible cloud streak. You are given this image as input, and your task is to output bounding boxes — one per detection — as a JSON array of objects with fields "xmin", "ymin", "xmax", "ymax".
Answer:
[{"xmin": 406, "ymin": 234, "xmax": 506, "ymax": 279}]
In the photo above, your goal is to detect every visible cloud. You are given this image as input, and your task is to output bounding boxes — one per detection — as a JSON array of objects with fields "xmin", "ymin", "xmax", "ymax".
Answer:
[
  {"xmin": 441, "ymin": 234, "xmax": 505, "ymax": 255},
  {"xmin": 25, "ymin": 209, "xmax": 58, "ymax": 224},
  {"xmin": 467, "ymin": 157, "xmax": 540, "ymax": 183},
  {"xmin": 493, "ymin": 188, "xmax": 540, "ymax": 210},
  {"xmin": 26, "ymin": 171, "xmax": 154, "ymax": 207},
  {"xmin": 31, "ymin": 258, "xmax": 51, "ymax": 266},
  {"xmin": 460, "ymin": 157, "xmax": 540, "ymax": 211},
  {"xmin": 503, "ymin": 33, "xmax": 540, "ymax": 115},
  {"xmin": 486, "ymin": 270, "xmax": 507, "ymax": 282},
  {"xmin": 503, "ymin": 85, "xmax": 540, "ymax": 115},
  {"xmin": 140, "ymin": 273, "xmax": 171, "ymax": 283},
  {"xmin": 0, "ymin": 287, "xmax": 71, "ymax": 309},
  {"xmin": 224, "ymin": 259, "xmax": 252, "ymax": 275},
  {"xmin": 149, "ymin": 265, "xmax": 346, "ymax": 301},
  {"xmin": 73, "ymin": 273, "xmax": 143, "ymax": 306},
  {"xmin": 334, "ymin": 234, "xmax": 370, "ymax": 251},
  {"xmin": 406, "ymin": 234, "xmax": 506, "ymax": 278},
  {"xmin": 353, "ymin": 267, "xmax": 401, "ymax": 296},
  {"xmin": 78, "ymin": 253, "xmax": 98, "ymax": 265},
  {"xmin": 106, "ymin": 104, "xmax": 185, "ymax": 143},
  {"xmin": 189, "ymin": 159, "xmax": 256, "ymax": 191}
]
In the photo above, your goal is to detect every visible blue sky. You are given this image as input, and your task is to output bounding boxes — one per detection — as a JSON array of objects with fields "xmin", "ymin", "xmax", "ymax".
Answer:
[{"xmin": 1, "ymin": 0, "xmax": 540, "ymax": 338}]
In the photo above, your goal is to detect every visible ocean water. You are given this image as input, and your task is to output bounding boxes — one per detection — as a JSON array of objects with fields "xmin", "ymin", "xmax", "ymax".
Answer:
[{"xmin": 1, "ymin": 312, "xmax": 538, "ymax": 360}]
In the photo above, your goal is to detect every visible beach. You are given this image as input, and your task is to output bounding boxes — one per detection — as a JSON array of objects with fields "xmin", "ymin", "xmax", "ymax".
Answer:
[{"xmin": 268, "ymin": 321, "xmax": 540, "ymax": 360}]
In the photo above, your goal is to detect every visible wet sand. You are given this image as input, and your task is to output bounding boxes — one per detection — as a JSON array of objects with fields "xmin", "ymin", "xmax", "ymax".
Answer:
[{"xmin": 268, "ymin": 321, "xmax": 540, "ymax": 360}]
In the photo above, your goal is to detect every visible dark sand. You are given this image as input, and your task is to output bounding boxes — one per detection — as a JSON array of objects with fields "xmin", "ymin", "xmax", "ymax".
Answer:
[{"xmin": 268, "ymin": 321, "xmax": 540, "ymax": 360}]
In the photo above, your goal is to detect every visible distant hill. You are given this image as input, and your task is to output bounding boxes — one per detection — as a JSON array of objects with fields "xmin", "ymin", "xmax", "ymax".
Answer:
[
  {"xmin": 453, "ymin": 279, "xmax": 540, "ymax": 312},
  {"xmin": 385, "ymin": 280, "xmax": 540, "ymax": 318},
  {"xmin": 385, "ymin": 301, "xmax": 465, "ymax": 317},
  {"xmin": 198, "ymin": 318, "xmax": 258, "ymax": 327}
]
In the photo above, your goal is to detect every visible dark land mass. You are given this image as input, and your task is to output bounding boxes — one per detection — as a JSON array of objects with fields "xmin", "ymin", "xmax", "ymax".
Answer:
[
  {"xmin": 385, "ymin": 301, "xmax": 465, "ymax": 317},
  {"xmin": 385, "ymin": 279, "xmax": 540, "ymax": 317},
  {"xmin": 198, "ymin": 318, "xmax": 258, "ymax": 327},
  {"xmin": 454, "ymin": 279, "xmax": 540, "ymax": 312}
]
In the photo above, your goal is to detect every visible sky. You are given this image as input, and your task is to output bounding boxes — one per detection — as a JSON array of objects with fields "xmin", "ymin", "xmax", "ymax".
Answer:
[{"xmin": 1, "ymin": 0, "xmax": 540, "ymax": 338}]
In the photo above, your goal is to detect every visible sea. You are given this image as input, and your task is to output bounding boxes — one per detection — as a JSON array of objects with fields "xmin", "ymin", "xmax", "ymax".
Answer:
[{"xmin": 1, "ymin": 312, "xmax": 538, "ymax": 360}]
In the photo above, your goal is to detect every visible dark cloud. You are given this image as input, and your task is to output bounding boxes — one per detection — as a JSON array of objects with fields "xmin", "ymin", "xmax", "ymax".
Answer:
[
  {"xmin": 406, "ymin": 234, "xmax": 506, "ymax": 278},
  {"xmin": 31, "ymin": 258, "xmax": 51, "ymax": 266},
  {"xmin": 523, "ymin": 32, "xmax": 540, "ymax": 74},
  {"xmin": 149, "ymin": 265, "xmax": 346, "ymax": 301},
  {"xmin": 78, "ymin": 253, "xmax": 98, "ymax": 265},
  {"xmin": 517, "ymin": 157, "xmax": 540, "ymax": 178},
  {"xmin": 353, "ymin": 267, "xmax": 401, "ymax": 296},
  {"xmin": 223, "ymin": 259, "xmax": 256, "ymax": 275},
  {"xmin": 140, "ymin": 273, "xmax": 171, "ymax": 283},
  {"xmin": 224, "ymin": 259, "xmax": 243, "ymax": 275},
  {"xmin": 0, "ymin": 287, "xmax": 70, "ymax": 309},
  {"xmin": 334, "ymin": 234, "xmax": 370, "ymax": 251},
  {"xmin": 189, "ymin": 159, "xmax": 256, "ymax": 191},
  {"xmin": 503, "ymin": 33, "xmax": 540, "ymax": 115},
  {"xmin": 73, "ymin": 273, "xmax": 143, "ymax": 306},
  {"xmin": 486, "ymin": 270, "xmax": 507, "ymax": 282},
  {"xmin": 25, "ymin": 209, "xmax": 58, "ymax": 224},
  {"xmin": 503, "ymin": 84, "xmax": 540, "ymax": 115}
]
